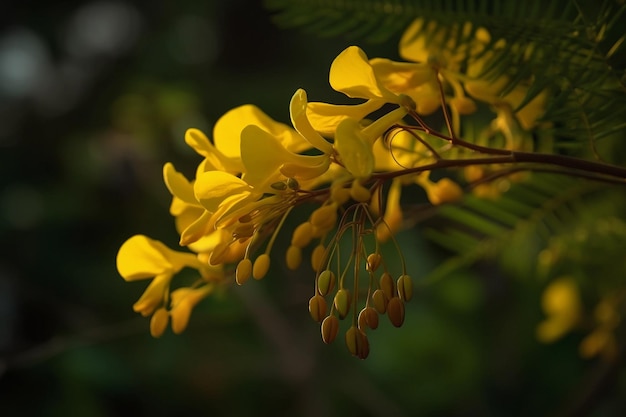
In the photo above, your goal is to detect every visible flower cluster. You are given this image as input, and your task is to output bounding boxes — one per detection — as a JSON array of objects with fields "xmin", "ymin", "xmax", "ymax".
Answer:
[
  {"xmin": 117, "ymin": 20, "xmax": 546, "ymax": 358},
  {"xmin": 537, "ymin": 277, "xmax": 625, "ymax": 360}
]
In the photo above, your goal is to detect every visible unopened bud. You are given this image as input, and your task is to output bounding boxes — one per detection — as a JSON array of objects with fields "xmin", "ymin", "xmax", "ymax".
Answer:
[
  {"xmin": 372, "ymin": 289, "xmax": 388, "ymax": 314},
  {"xmin": 252, "ymin": 254, "xmax": 271, "ymax": 280},
  {"xmin": 235, "ymin": 258, "xmax": 252, "ymax": 285},
  {"xmin": 387, "ymin": 297, "xmax": 405, "ymax": 327},
  {"xmin": 150, "ymin": 308, "xmax": 169, "ymax": 338},
  {"xmin": 311, "ymin": 244, "xmax": 326, "ymax": 271},
  {"xmin": 345, "ymin": 326, "xmax": 370, "ymax": 359},
  {"xmin": 286, "ymin": 245, "xmax": 302, "ymax": 270},
  {"xmin": 291, "ymin": 222, "xmax": 314, "ymax": 248},
  {"xmin": 334, "ymin": 289, "xmax": 350, "ymax": 319},
  {"xmin": 317, "ymin": 270, "xmax": 336, "ymax": 296},
  {"xmin": 366, "ymin": 253, "xmax": 382, "ymax": 272},
  {"xmin": 380, "ymin": 272, "xmax": 395, "ymax": 300},
  {"xmin": 358, "ymin": 307, "xmax": 379, "ymax": 330},
  {"xmin": 321, "ymin": 315, "xmax": 339, "ymax": 344},
  {"xmin": 309, "ymin": 294, "xmax": 328, "ymax": 322}
]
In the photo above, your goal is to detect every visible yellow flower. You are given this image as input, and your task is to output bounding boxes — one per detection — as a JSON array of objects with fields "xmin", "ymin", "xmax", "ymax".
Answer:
[
  {"xmin": 329, "ymin": 46, "xmax": 426, "ymax": 112},
  {"xmin": 239, "ymin": 124, "xmax": 330, "ymax": 187},
  {"xmin": 163, "ymin": 162, "xmax": 215, "ymax": 250},
  {"xmin": 579, "ymin": 296, "xmax": 622, "ymax": 359},
  {"xmin": 400, "ymin": 19, "xmax": 490, "ymax": 70},
  {"xmin": 212, "ymin": 103, "xmax": 312, "ymax": 160},
  {"xmin": 116, "ymin": 234, "xmax": 214, "ymax": 316},
  {"xmin": 376, "ymin": 178, "xmax": 404, "ymax": 242},
  {"xmin": 169, "ymin": 286, "xmax": 214, "ymax": 334},
  {"xmin": 536, "ymin": 277, "xmax": 582, "ymax": 343}
]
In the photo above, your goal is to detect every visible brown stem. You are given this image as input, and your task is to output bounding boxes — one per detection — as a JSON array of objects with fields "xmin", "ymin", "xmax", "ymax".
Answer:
[{"xmin": 379, "ymin": 151, "xmax": 626, "ymax": 184}]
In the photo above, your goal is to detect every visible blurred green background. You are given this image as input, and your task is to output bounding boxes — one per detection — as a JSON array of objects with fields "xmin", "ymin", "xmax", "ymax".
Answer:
[{"xmin": 0, "ymin": 1, "xmax": 624, "ymax": 416}]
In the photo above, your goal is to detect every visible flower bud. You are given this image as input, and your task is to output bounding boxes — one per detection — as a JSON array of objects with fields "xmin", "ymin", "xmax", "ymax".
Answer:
[
  {"xmin": 309, "ymin": 294, "xmax": 328, "ymax": 322},
  {"xmin": 311, "ymin": 244, "xmax": 326, "ymax": 271},
  {"xmin": 334, "ymin": 289, "xmax": 351, "ymax": 319},
  {"xmin": 387, "ymin": 297, "xmax": 405, "ymax": 327},
  {"xmin": 252, "ymin": 254, "xmax": 271, "ymax": 280},
  {"xmin": 397, "ymin": 274, "xmax": 413, "ymax": 302},
  {"xmin": 310, "ymin": 204, "xmax": 338, "ymax": 230},
  {"xmin": 291, "ymin": 222, "xmax": 314, "ymax": 248},
  {"xmin": 170, "ymin": 300, "xmax": 193, "ymax": 334},
  {"xmin": 366, "ymin": 253, "xmax": 382, "ymax": 272},
  {"xmin": 286, "ymin": 245, "xmax": 302, "ymax": 270},
  {"xmin": 317, "ymin": 270, "xmax": 336, "ymax": 296},
  {"xmin": 345, "ymin": 326, "xmax": 370, "ymax": 359},
  {"xmin": 358, "ymin": 306, "xmax": 379, "ymax": 330},
  {"xmin": 321, "ymin": 315, "xmax": 339, "ymax": 344},
  {"xmin": 330, "ymin": 184, "xmax": 351, "ymax": 204},
  {"xmin": 372, "ymin": 289, "xmax": 388, "ymax": 314},
  {"xmin": 235, "ymin": 258, "xmax": 252, "ymax": 285},
  {"xmin": 380, "ymin": 272, "xmax": 395, "ymax": 301},
  {"xmin": 150, "ymin": 308, "xmax": 169, "ymax": 338}
]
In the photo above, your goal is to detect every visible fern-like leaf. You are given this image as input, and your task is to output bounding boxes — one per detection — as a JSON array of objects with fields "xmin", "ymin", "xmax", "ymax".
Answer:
[
  {"xmin": 423, "ymin": 173, "xmax": 622, "ymax": 282},
  {"xmin": 265, "ymin": 0, "xmax": 626, "ymax": 155}
]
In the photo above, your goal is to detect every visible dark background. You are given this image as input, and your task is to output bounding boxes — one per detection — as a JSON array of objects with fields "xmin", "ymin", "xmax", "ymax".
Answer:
[{"xmin": 0, "ymin": 1, "xmax": 624, "ymax": 416}]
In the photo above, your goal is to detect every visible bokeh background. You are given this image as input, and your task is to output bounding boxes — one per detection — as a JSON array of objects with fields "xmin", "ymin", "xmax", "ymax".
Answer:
[{"xmin": 1, "ymin": 1, "xmax": 624, "ymax": 416}]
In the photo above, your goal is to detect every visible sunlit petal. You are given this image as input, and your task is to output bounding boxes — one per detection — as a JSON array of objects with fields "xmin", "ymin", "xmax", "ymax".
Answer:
[
  {"xmin": 306, "ymin": 99, "xmax": 384, "ymax": 136},
  {"xmin": 334, "ymin": 118, "xmax": 374, "ymax": 179},
  {"xmin": 398, "ymin": 19, "xmax": 428, "ymax": 63},
  {"xmin": 369, "ymin": 58, "xmax": 435, "ymax": 92},
  {"xmin": 179, "ymin": 209, "xmax": 214, "ymax": 246},
  {"xmin": 330, "ymin": 46, "xmax": 397, "ymax": 102},
  {"xmin": 163, "ymin": 162, "xmax": 197, "ymax": 205},
  {"xmin": 194, "ymin": 171, "xmax": 253, "ymax": 212},
  {"xmin": 289, "ymin": 89, "xmax": 333, "ymax": 154},
  {"xmin": 132, "ymin": 273, "xmax": 171, "ymax": 316},
  {"xmin": 184, "ymin": 128, "xmax": 241, "ymax": 173},
  {"xmin": 240, "ymin": 125, "xmax": 330, "ymax": 187},
  {"xmin": 116, "ymin": 235, "xmax": 198, "ymax": 281},
  {"xmin": 213, "ymin": 104, "xmax": 310, "ymax": 158}
]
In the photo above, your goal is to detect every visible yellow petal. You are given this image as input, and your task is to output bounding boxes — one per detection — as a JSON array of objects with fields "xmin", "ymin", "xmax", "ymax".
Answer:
[
  {"xmin": 542, "ymin": 278, "xmax": 581, "ymax": 317},
  {"xmin": 117, "ymin": 235, "xmax": 186, "ymax": 281},
  {"xmin": 376, "ymin": 178, "xmax": 403, "ymax": 242},
  {"xmin": 163, "ymin": 162, "xmax": 197, "ymax": 205},
  {"xmin": 170, "ymin": 285, "xmax": 213, "ymax": 334},
  {"xmin": 169, "ymin": 195, "xmax": 189, "ymax": 217},
  {"xmin": 187, "ymin": 228, "xmax": 230, "ymax": 254},
  {"xmin": 334, "ymin": 118, "xmax": 374, "ymax": 178},
  {"xmin": 280, "ymin": 157, "xmax": 330, "ymax": 180},
  {"xmin": 213, "ymin": 104, "xmax": 310, "ymax": 158},
  {"xmin": 132, "ymin": 273, "xmax": 170, "ymax": 316},
  {"xmin": 179, "ymin": 209, "xmax": 214, "ymax": 246},
  {"xmin": 330, "ymin": 46, "xmax": 397, "ymax": 102},
  {"xmin": 240, "ymin": 125, "xmax": 329, "ymax": 187},
  {"xmin": 184, "ymin": 128, "xmax": 241, "ymax": 173},
  {"xmin": 117, "ymin": 235, "xmax": 205, "ymax": 281},
  {"xmin": 306, "ymin": 99, "xmax": 384, "ymax": 136},
  {"xmin": 536, "ymin": 277, "xmax": 581, "ymax": 343},
  {"xmin": 173, "ymin": 204, "xmax": 205, "ymax": 234},
  {"xmin": 399, "ymin": 19, "xmax": 428, "ymax": 63},
  {"xmin": 194, "ymin": 171, "xmax": 253, "ymax": 212},
  {"xmin": 289, "ymin": 89, "xmax": 333, "ymax": 154},
  {"xmin": 369, "ymin": 58, "xmax": 435, "ymax": 92}
]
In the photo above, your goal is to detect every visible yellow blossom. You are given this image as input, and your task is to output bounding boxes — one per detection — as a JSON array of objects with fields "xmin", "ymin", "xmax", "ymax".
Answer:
[
  {"xmin": 116, "ymin": 234, "xmax": 215, "ymax": 316},
  {"xmin": 536, "ymin": 277, "xmax": 582, "ymax": 343},
  {"xmin": 169, "ymin": 285, "xmax": 214, "ymax": 334}
]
